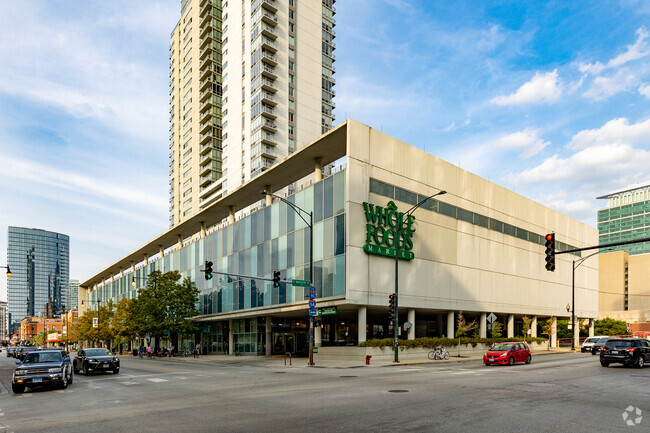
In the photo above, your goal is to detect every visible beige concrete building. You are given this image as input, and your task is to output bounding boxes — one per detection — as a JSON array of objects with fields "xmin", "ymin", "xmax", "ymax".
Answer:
[
  {"xmin": 168, "ymin": 0, "xmax": 336, "ymax": 227},
  {"xmin": 599, "ymin": 251, "xmax": 650, "ymax": 332},
  {"xmin": 82, "ymin": 119, "xmax": 598, "ymax": 355}
]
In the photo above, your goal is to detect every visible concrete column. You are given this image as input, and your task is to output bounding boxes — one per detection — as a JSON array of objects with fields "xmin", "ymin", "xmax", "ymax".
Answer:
[
  {"xmin": 589, "ymin": 319, "xmax": 594, "ymax": 337},
  {"xmin": 228, "ymin": 206, "xmax": 235, "ymax": 224},
  {"xmin": 314, "ymin": 157, "xmax": 323, "ymax": 182},
  {"xmin": 407, "ymin": 309, "xmax": 415, "ymax": 340},
  {"xmin": 265, "ymin": 186, "xmax": 273, "ymax": 207},
  {"xmin": 573, "ymin": 318, "xmax": 580, "ymax": 350},
  {"xmin": 507, "ymin": 314, "xmax": 514, "ymax": 338},
  {"xmin": 265, "ymin": 316, "xmax": 272, "ymax": 356},
  {"xmin": 143, "ymin": 254, "xmax": 148, "ymax": 266},
  {"xmin": 551, "ymin": 317, "xmax": 558, "ymax": 348},
  {"xmin": 200, "ymin": 222, "xmax": 206, "ymax": 238},
  {"xmin": 447, "ymin": 311, "xmax": 454, "ymax": 339},
  {"xmin": 436, "ymin": 314, "xmax": 443, "ymax": 337},
  {"xmin": 228, "ymin": 319, "xmax": 234, "ymax": 355},
  {"xmin": 119, "ymin": 268, "xmax": 123, "ymax": 278},
  {"xmin": 531, "ymin": 316, "xmax": 538, "ymax": 338},
  {"xmin": 110, "ymin": 275, "xmax": 114, "ymax": 283},
  {"xmin": 315, "ymin": 324, "xmax": 322, "ymax": 347},
  {"xmin": 177, "ymin": 235, "xmax": 183, "ymax": 250},
  {"xmin": 479, "ymin": 313, "xmax": 487, "ymax": 338},
  {"xmin": 159, "ymin": 245, "xmax": 164, "ymax": 259},
  {"xmin": 131, "ymin": 262, "xmax": 135, "ymax": 273},
  {"xmin": 358, "ymin": 306, "xmax": 367, "ymax": 343}
]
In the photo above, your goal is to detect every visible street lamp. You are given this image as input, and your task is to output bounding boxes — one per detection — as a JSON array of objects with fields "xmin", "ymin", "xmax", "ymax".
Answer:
[
  {"xmin": 393, "ymin": 189, "xmax": 446, "ymax": 363},
  {"xmin": 570, "ymin": 250, "xmax": 602, "ymax": 352},
  {"xmin": 1, "ymin": 265, "xmax": 11, "ymax": 278},
  {"xmin": 261, "ymin": 190, "xmax": 315, "ymax": 366}
]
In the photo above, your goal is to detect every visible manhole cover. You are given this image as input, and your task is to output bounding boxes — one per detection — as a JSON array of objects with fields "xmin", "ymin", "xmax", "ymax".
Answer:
[
  {"xmin": 339, "ymin": 375, "xmax": 357, "ymax": 378},
  {"xmin": 388, "ymin": 390, "xmax": 409, "ymax": 393}
]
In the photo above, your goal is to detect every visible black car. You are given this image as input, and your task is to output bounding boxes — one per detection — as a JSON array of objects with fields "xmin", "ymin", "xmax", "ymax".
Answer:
[
  {"xmin": 591, "ymin": 337, "xmax": 615, "ymax": 355},
  {"xmin": 16, "ymin": 346, "xmax": 39, "ymax": 361},
  {"xmin": 74, "ymin": 348, "xmax": 120, "ymax": 375},
  {"xmin": 600, "ymin": 338, "xmax": 650, "ymax": 368},
  {"xmin": 12, "ymin": 350, "xmax": 73, "ymax": 393},
  {"xmin": 6, "ymin": 347, "xmax": 16, "ymax": 358}
]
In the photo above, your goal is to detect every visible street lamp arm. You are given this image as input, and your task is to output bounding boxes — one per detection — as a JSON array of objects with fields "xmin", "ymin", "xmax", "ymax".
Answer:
[
  {"xmin": 574, "ymin": 249, "xmax": 606, "ymax": 270},
  {"xmin": 405, "ymin": 190, "xmax": 447, "ymax": 216},
  {"xmin": 261, "ymin": 190, "xmax": 312, "ymax": 228}
]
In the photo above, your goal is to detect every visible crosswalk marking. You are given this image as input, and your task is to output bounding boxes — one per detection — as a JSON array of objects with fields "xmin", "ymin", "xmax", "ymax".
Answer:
[
  {"xmin": 147, "ymin": 378, "xmax": 168, "ymax": 383},
  {"xmin": 120, "ymin": 382, "xmax": 139, "ymax": 386}
]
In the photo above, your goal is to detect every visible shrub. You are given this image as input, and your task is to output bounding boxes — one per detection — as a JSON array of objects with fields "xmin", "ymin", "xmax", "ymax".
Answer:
[{"xmin": 358, "ymin": 336, "xmax": 547, "ymax": 349}]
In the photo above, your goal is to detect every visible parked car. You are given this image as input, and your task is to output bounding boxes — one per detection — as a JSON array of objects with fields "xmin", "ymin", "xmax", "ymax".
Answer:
[
  {"xmin": 6, "ymin": 347, "xmax": 16, "ymax": 358},
  {"xmin": 483, "ymin": 342, "xmax": 532, "ymax": 366},
  {"xmin": 581, "ymin": 336, "xmax": 608, "ymax": 353},
  {"xmin": 591, "ymin": 337, "xmax": 615, "ymax": 355},
  {"xmin": 74, "ymin": 348, "xmax": 120, "ymax": 375},
  {"xmin": 600, "ymin": 338, "xmax": 650, "ymax": 368},
  {"xmin": 12, "ymin": 350, "xmax": 73, "ymax": 393},
  {"xmin": 16, "ymin": 346, "xmax": 39, "ymax": 361}
]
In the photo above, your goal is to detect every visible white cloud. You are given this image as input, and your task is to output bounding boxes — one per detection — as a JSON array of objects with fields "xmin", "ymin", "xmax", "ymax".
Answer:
[
  {"xmin": 535, "ymin": 192, "xmax": 595, "ymax": 221},
  {"xmin": 582, "ymin": 69, "xmax": 638, "ymax": 100},
  {"xmin": 568, "ymin": 117, "xmax": 650, "ymax": 150},
  {"xmin": 491, "ymin": 70, "xmax": 562, "ymax": 106},
  {"xmin": 579, "ymin": 27, "xmax": 649, "ymax": 75},
  {"xmin": 494, "ymin": 128, "xmax": 550, "ymax": 158},
  {"xmin": 639, "ymin": 84, "xmax": 650, "ymax": 98}
]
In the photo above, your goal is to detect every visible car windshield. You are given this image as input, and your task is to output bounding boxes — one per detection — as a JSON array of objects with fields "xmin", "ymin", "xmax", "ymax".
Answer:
[
  {"xmin": 23, "ymin": 352, "xmax": 62, "ymax": 364},
  {"xmin": 491, "ymin": 343, "xmax": 513, "ymax": 351},
  {"xmin": 607, "ymin": 340, "xmax": 633, "ymax": 349},
  {"xmin": 85, "ymin": 349, "xmax": 109, "ymax": 357},
  {"xmin": 584, "ymin": 337, "xmax": 599, "ymax": 343},
  {"xmin": 597, "ymin": 337, "xmax": 610, "ymax": 343},
  {"xmin": 22, "ymin": 347, "xmax": 37, "ymax": 352}
]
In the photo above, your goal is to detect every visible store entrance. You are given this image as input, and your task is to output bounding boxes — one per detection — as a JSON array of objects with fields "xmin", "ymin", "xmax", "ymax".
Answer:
[{"xmin": 271, "ymin": 331, "xmax": 309, "ymax": 356}]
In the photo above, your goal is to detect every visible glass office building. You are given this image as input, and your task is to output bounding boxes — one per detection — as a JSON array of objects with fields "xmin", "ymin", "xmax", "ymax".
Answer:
[
  {"xmin": 68, "ymin": 279, "xmax": 79, "ymax": 310},
  {"xmin": 597, "ymin": 183, "xmax": 650, "ymax": 255},
  {"xmin": 7, "ymin": 227, "xmax": 70, "ymax": 335}
]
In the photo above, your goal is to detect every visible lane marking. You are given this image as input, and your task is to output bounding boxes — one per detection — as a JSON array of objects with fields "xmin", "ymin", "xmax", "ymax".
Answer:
[
  {"xmin": 147, "ymin": 378, "xmax": 168, "ymax": 383},
  {"xmin": 119, "ymin": 382, "xmax": 139, "ymax": 386}
]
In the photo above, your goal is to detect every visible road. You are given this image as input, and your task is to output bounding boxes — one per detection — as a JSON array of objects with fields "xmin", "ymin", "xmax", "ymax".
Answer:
[{"xmin": 0, "ymin": 350, "xmax": 648, "ymax": 432}]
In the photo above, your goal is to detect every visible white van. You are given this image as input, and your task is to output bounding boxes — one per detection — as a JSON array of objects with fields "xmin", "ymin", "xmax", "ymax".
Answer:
[{"xmin": 581, "ymin": 336, "xmax": 607, "ymax": 353}]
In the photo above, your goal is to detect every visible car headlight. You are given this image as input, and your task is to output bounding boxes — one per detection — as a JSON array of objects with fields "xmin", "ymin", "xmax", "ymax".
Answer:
[
  {"xmin": 48, "ymin": 367, "xmax": 63, "ymax": 373},
  {"xmin": 88, "ymin": 358, "xmax": 98, "ymax": 363},
  {"xmin": 499, "ymin": 352, "xmax": 510, "ymax": 357},
  {"xmin": 14, "ymin": 370, "xmax": 26, "ymax": 375}
]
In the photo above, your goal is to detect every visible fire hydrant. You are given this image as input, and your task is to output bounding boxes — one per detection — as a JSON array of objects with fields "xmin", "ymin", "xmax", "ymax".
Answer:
[{"xmin": 365, "ymin": 355, "xmax": 372, "ymax": 365}]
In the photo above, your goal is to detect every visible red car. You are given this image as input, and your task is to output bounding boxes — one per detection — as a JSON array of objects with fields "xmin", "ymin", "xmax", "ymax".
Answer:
[{"xmin": 483, "ymin": 342, "xmax": 532, "ymax": 366}]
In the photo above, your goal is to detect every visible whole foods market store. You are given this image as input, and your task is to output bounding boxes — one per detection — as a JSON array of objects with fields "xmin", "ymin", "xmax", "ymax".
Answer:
[{"xmin": 81, "ymin": 120, "xmax": 599, "ymax": 356}]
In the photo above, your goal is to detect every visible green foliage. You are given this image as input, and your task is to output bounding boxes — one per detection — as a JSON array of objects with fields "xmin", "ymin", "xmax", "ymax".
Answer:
[
  {"xmin": 522, "ymin": 316, "xmax": 533, "ymax": 337},
  {"xmin": 455, "ymin": 312, "xmax": 478, "ymax": 338},
  {"xmin": 358, "ymin": 336, "xmax": 547, "ymax": 349},
  {"xmin": 594, "ymin": 317, "xmax": 628, "ymax": 336},
  {"xmin": 540, "ymin": 316, "xmax": 555, "ymax": 350},
  {"xmin": 490, "ymin": 321, "xmax": 503, "ymax": 338},
  {"xmin": 30, "ymin": 334, "xmax": 44, "ymax": 345}
]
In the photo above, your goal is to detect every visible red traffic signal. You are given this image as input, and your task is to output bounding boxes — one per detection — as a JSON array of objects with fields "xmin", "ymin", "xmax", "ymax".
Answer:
[{"xmin": 544, "ymin": 233, "xmax": 555, "ymax": 272}]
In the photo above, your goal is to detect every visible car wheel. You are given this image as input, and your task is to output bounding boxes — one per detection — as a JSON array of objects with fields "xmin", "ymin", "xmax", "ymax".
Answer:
[
  {"xmin": 68, "ymin": 370, "xmax": 73, "ymax": 384},
  {"xmin": 508, "ymin": 356, "xmax": 515, "ymax": 366},
  {"xmin": 12, "ymin": 383, "xmax": 24, "ymax": 394},
  {"xmin": 73, "ymin": 363, "xmax": 79, "ymax": 374},
  {"xmin": 637, "ymin": 356, "xmax": 645, "ymax": 369},
  {"xmin": 113, "ymin": 367, "xmax": 119, "ymax": 374},
  {"xmin": 83, "ymin": 363, "xmax": 90, "ymax": 376},
  {"xmin": 59, "ymin": 374, "xmax": 68, "ymax": 390},
  {"xmin": 600, "ymin": 361, "xmax": 609, "ymax": 367},
  {"xmin": 525, "ymin": 355, "xmax": 532, "ymax": 364}
]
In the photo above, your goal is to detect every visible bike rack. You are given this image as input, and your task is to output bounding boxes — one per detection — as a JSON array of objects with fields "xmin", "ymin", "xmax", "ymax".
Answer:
[{"xmin": 284, "ymin": 352, "xmax": 292, "ymax": 366}]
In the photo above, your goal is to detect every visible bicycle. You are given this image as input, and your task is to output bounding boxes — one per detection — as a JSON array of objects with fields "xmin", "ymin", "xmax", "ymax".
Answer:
[{"xmin": 428, "ymin": 347, "xmax": 450, "ymax": 360}]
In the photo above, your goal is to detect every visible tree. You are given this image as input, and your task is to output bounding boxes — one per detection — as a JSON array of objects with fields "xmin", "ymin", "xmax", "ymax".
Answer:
[
  {"xmin": 522, "ymin": 316, "xmax": 533, "ymax": 338},
  {"xmin": 490, "ymin": 321, "xmax": 503, "ymax": 339},
  {"xmin": 541, "ymin": 316, "xmax": 555, "ymax": 350},
  {"xmin": 594, "ymin": 318, "xmax": 627, "ymax": 336},
  {"xmin": 455, "ymin": 312, "xmax": 478, "ymax": 356}
]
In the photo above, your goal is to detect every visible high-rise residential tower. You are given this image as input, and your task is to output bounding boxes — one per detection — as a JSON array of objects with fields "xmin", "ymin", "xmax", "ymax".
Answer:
[
  {"xmin": 0, "ymin": 301, "xmax": 7, "ymax": 341},
  {"xmin": 168, "ymin": 0, "xmax": 336, "ymax": 227},
  {"xmin": 68, "ymin": 279, "xmax": 79, "ymax": 310},
  {"xmin": 6, "ymin": 227, "xmax": 70, "ymax": 335}
]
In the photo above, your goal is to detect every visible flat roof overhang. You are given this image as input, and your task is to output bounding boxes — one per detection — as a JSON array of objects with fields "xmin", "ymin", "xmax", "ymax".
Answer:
[{"xmin": 81, "ymin": 121, "xmax": 348, "ymax": 289}]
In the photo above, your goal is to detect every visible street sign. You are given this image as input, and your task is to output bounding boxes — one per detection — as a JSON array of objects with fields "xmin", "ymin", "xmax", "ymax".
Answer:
[
  {"xmin": 309, "ymin": 286, "xmax": 316, "ymax": 292},
  {"xmin": 312, "ymin": 347, "xmax": 319, "ymax": 353},
  {"xmin": 487, "ymin": 313, "xmax": 497, "ymax": 324},
  {"xmin": 92, "ymin": 317, "xmax": 98, "ymax": 328},
  {"xmin": 309, "ymin": 292, "xmax": 316, "ymax": 300},
  {"xmin": 309, "ymin": 308, "xmax": 317, "ymax": 316},
  {"xmin": 318, "ymin": 307, "xmax": 337, "ymax": 316},
  {"xmin": 308, "ymin": 300, "xmax": 316, "ymax": 308},
  {"xmin": 292, "ymin": 279, "xmax": 310, "ymax": 287}
]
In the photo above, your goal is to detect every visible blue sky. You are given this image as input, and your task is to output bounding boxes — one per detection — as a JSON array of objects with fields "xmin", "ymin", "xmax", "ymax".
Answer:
[{"xmin": 1, "ymin": 1, "xmax": 650, "ymax": 300}]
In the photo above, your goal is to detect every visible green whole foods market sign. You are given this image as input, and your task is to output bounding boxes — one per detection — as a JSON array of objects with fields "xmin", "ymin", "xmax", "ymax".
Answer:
[{"xmin": 363, "ymin": 201, "xmax": 415, "ymax": 260}]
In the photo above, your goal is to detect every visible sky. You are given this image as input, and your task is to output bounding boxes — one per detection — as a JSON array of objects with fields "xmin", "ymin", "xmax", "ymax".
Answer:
[{"xmin": 1, "ymin": 1, "xmax": 650, "ymax": 300}]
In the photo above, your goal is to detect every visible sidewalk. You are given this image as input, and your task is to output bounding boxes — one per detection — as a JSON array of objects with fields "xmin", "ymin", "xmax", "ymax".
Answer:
[{"xmin": 116, "ymin": 347, "xmax": 579, "ymax": 369}]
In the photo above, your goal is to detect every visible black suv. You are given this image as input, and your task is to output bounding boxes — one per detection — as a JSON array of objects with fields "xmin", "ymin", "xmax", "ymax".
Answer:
[
  {"xmin": 74, "ymin": 348, "xmax": 120, "ymax": 375},
  {"xmin": 600, "ymin": 338, "xmax": 650, "ymax": 368},
  {"xmin": 12, "ymin": 350, "xmax": 73, "ymax": 393}
]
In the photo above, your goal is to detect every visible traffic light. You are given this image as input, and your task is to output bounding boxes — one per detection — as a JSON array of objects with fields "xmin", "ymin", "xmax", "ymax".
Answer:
[
  {"xmin": 204, "ymin": 261, "xmax": 213, "ymax": 280},
  {"xmin": 388, "ymin": 293, "xmax": 397, "ymax": 323},
  {"xmin": 273, "ymin": 270, "xmax": 281, "ymax": 288},
  {"xmin": 544, "ymin": 233, "xmax": 555, "ymax": 272}
]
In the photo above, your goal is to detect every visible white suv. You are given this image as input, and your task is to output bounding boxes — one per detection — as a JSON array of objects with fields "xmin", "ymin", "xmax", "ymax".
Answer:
[{"xmin": 581, "ymin": 336, "xmax": 607, "ymax": 353}]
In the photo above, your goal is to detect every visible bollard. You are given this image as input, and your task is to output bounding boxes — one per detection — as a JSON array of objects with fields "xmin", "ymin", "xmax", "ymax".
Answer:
[{"xmin": 365, "ymin": 355, "xmax": 372, "ymax": 365}]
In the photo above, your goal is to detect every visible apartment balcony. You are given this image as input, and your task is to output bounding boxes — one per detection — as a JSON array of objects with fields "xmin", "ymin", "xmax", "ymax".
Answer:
[
  {"xmin": 260, "ymin": 91, "xmax": 276, "ymax": 106},
  {"xmin": 251, "ymin": 144, "xmax": 277, "ymax": 160},
  {"xmin": 260, "ymin": 120, "xmax": 277, "ymax": 132},
  {"xmin": 199, "ymin": 31, "xmax": 215, "ymax": 51},
  {"xmin": 260, "ymin": 104, "xmax": 277, "ymax": 120},
  {"xmin": 199, "ymin": 116, "xmax": 220, "ymax": 136},
  {"xmin": 199, "ymin": 46, "xmax": 216, "ymax": 61},
  {"xmin": 199, "ymin": 172, "xmax": 219, "ymax": 188},
  {"xmin": 260, "ymin": 51, "xmax": 277, "ymax": 67},
  {"xmin": 199, "ymin": 95, "xmax": 220, "ymax": 114},
  {"xmin": 261, "ymin": 66, "xmax": 277, "ymax": 80},
  {"xmin": 261, "ymin": 11, "xmax": 278, "ymax": 27},
  {"xmin": 261, "ymin": 0, "xmax": 277, "ymax": 14},
  {"xmin": 199, "ymin": 161, "xmax": 222, "ymax": 178},
  {"xmin": 260, "ymin": 77, "xmax": 277, "ymax": 93},
  {"xmin": 261, "ymin": 23, "xmax": 277, "ymax": 39},
  {"xmin": 260, "ymin": 37, "xmax": 277, "ymax": 53}
]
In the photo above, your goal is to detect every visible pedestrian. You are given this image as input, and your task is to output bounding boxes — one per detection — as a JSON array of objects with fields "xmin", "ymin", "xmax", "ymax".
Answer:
[
  {"xmin": 194, "ymin": 342, "xmax": 201, "ymax": 358},
  {"xmin": 147, "ymin": 345, "xmax": 152, "ymax": 358}
]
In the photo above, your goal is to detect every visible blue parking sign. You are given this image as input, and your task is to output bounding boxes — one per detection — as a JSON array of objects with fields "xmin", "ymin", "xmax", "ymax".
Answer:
[{"xmin": 309, "ymin": 308, "xmax": 317, "ymax": 316}]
